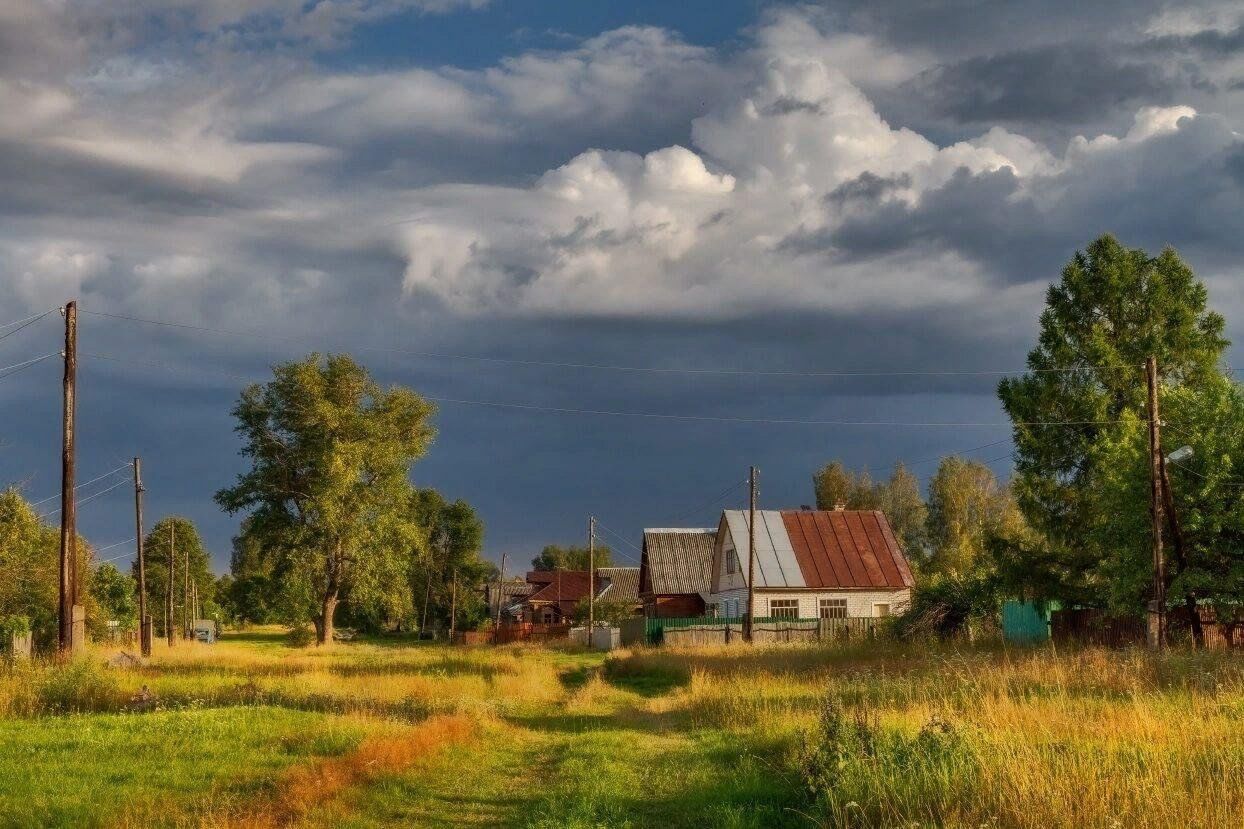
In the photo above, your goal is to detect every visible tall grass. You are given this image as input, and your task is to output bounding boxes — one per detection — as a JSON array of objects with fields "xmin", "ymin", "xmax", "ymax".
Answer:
[{"xmin": 610, "ymin": 642, "xmax": 1244, "ymax": 828}]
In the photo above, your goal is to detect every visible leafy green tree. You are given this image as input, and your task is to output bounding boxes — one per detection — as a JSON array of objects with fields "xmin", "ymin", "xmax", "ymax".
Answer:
[
  {"xmin": 0, "ymin": 490, "xmax": 62, "ymax": 647},
  {"xmin": 813, "ymin": 461, "xmax": 926, "ymax": 557},
  {"xmin": 925, "ymin": 458, "xmax": 1017, "ymax": 578},
  {"xmin": 224, "ymin": 517, "xmax": 276, "ymax": 624},
  {"xmin": 89, "ymin": 562, "xmax": 137, "ymax": 635},
  {"xmin": 136, "ymin": 516, "xmax": 214, "ymax": 637},
  {"xmin": 530, "ymin": 544, "xmax": 612, "ymax": 571},
  {"xmin": 1089, "ymin": 377, "xmax": 1244, "ymax": 630},
  {"xmin": 998, "ymin": 235, "xmax": 1228, "ymax": 606},
  {"xmin": 408, "ymin": 489, "xmax": 486, "ymax": 634},
  {"xmin": 572, "ymin": 596, "xmax": 637, "ymax": 626},
  {"xmin": 215, "ymin": 353, "xmax": 436, "ymax": 644}
]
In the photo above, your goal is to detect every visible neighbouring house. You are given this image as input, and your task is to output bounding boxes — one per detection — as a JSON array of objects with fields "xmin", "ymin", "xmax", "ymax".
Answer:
[
  {"xmin": 519, "ymin": 568, "xmax": 641, "ymax": 623},
  {"xmin": 484, "ymin": 578, "xmax": 532, "ymax": 623},
  {"xmin": 638, "ymin": 528, "xmax": 717, "ymax": 617},
  {"xmin": 708, "ymin": 507, "xmax": 914, "ymax": 619}
]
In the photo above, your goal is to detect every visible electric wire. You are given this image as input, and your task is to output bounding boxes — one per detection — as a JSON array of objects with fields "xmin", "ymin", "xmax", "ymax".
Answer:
[
  {"xmin": 0, "ymin": 352, "xmax": 59, "ymax": 381},
  {"xmin": 29, "ymin": 462, "xmax": 134, "ymax": 507},
  {"xmin": 79, "ymin": 350, "xmax": 1151, "ymax": 428},
  {"xmin": 38, "ymin": 478, "xmax": 130, "ymax": 520},
  {"xmin": 0, "ymin": 310, "xmax": 55, "ymax": 346},
  {"xmin": 80, "ymin": 308, "xmax": 1142, "ymax": 379}
]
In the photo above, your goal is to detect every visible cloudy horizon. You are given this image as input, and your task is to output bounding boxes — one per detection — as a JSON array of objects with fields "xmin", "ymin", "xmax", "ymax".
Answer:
[{"xmin": 3, "ymin": 0, "xmax": 1244, "ymax": 570}]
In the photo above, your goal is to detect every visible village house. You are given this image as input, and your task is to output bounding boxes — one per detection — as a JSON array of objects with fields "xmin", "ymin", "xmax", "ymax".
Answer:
[
  {"xmin": 518, "ymin": 567, "xmax": 641, "ymax": 623},
  {"xmin": 708, "ymin": 507, "xmax": 914, "ymax": 619},
  {"xmin": 638, "ymin": 528, "xmax": 717, "ymax": 617}
]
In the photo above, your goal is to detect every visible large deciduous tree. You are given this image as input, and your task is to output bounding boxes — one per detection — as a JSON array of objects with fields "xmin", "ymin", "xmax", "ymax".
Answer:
[
  {"xmin": 998, "ymin": 235, "xmax": 1228, "ymax": 607},
  {"xmin": 215, "ymin": 354, "xmax": 436, "ymax": 645}
]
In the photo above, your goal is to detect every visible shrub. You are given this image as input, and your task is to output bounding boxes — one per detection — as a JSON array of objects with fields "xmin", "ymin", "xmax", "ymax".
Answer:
[
  {"xmin": 36, "ymin": 659, "xmax": 124, "ymax": 713},
  {"xmin": 285, "ymin": 625, "xmax": 316, "ymax": 647}
]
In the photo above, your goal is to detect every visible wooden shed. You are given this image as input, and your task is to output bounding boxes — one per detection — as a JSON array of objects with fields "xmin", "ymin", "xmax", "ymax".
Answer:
[{"xmin": 639, "ymin": 528, "xmax": 717, "ymax": 618}]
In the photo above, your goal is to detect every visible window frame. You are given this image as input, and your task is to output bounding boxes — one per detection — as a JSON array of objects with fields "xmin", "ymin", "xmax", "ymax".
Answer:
[
  {"xmin": 818, "ymin": 598, "xmax": 848, "ymax": 619},
  {"xmin": 872, "ymin": 602, "xmax": 891, "ymax": 618},
  {"xmin": 768, "ymin": 598, "xmax": 799, "ymax": 619}
]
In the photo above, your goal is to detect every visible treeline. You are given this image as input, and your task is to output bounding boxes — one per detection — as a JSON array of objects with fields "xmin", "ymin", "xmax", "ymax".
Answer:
[{"xmin": 0, "ymin": 492, "xmax": 221, "ymax": 649}]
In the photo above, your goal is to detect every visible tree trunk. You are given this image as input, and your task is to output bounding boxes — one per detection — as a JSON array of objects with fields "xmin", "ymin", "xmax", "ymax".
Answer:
[
  {"xmin": 1184, "ymin": 592, "xmax": 1206, "ymax": 649},
  {"xmin": 317, "ymin": 592, "xmax": 338, "ymax": 646}
]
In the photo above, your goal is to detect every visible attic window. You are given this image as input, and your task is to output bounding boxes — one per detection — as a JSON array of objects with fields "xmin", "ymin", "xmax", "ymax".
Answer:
[{"xmin": 725, "ymin": 546, "xmax": 737, "ymax": 574}]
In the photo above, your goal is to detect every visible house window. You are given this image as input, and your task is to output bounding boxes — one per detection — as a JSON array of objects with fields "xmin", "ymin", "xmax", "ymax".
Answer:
[
  {"xmin": 769, "ymin": 599, "xmax": 799, "ymax": 619},
  {"xmin": 725, "ymin": 546, "xmax": 737, "ymax": 574},
  {"xmin": 819, "ymin": 598, "xmax": 847, "ymax": 619},
  {"xmin": 873, "ymin": 603, "xmax": 891, "ymax": 618}
]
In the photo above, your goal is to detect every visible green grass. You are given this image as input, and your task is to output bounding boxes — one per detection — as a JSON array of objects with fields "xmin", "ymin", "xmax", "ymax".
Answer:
[
  {"xmin": 0, "ymin": 707, "xmax": 370, "ymax": 828},
  {"xmin": 1, "ymin": 632, "xmax": 1241, "ymax": 828}
]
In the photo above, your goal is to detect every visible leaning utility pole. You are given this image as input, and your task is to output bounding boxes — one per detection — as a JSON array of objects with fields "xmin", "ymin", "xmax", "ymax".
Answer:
[
  {"xmin": 588, "ymin": 516, "xmax": 596, "ymax": 641},
  {"xmin": 166, "ymin": 522, "xmax": 176, "ymax": 647},
  {"xmin": 133, "ymin": 457, "xmax": 151, "ymax": 656},
  {"xmin": 1145, "ymin": 356, "xmax": 1167, "ymax": 649},
  {"xmin": 744, "ymin": 466, "xmax": 758, "ymax": 643},
  {"xmin": 493, "ymin": 551, "xmax": 508, "ymax": 635},
  {"xmin": 58, "ymin": 301, "xmax": 79, "ymax": 654}
]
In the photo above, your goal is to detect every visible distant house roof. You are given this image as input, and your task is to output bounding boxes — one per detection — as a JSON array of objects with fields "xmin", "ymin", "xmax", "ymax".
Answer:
[
  {"xmin": 525, "ymin": 570, "xmax": 593, "ymax": 605},
  {"xmin": 523, "ymin": 568, "xmax": 641, "ymax": 606},
  {"xmin": 717, "ymin": 510, "xmax": 914, "ymax": 590},
  {"xmin": 640, "ymin": 529, "xmax": 716, "ymax": 595},
  {"xmin": 596, "ymin": 567, "xmax": 640, "ymax": 604}
]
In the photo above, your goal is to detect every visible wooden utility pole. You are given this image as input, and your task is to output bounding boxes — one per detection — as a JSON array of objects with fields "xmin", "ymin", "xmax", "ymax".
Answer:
[
  {"xmin": 588, "ymin": 515, "xmax": 596, "ymax": 643},
  {"xmin": 57, "ymin": 301, "xmax": 78, "ymax": 654},
  {"xmin": 744, "ymin": 466, "xmax": 758, "ymax": 643},
  {"xmin": 183, "ymin": 533, "xmax": 191, "ymax": 639},
  {"xmin": 493, "ymin": 551, "xmax": 508, "ymax": 635},
  {"xmin": 1145, "ymin": 356, "xmax": 1167, "ymax": 649},
  {"xmin": 133, "ymin": 457, "xmax": 151, "ymax": 656},
  {"xmin": 449, "ymin": 569, "xmax": 458, "ymax": 639},
  {"xmin": 167, "ymin": 522, "xmax": 176, "ymax": 647}
]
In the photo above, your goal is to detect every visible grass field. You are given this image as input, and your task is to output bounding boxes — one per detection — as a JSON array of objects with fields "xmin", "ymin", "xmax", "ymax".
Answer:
[{"xmin": 1, "ymin": 631, "xmax": 1241, "ymax": 828}]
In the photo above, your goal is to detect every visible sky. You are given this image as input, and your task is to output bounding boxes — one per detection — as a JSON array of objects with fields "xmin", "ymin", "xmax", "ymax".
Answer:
[{"xmin": 3, "ymin": 0, "xmax": 1244, "ymax": 572}]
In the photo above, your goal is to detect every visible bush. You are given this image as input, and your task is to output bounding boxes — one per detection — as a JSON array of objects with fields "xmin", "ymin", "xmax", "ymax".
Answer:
[
  {"xmin": 285, "ymin": 625, "xmax": 316, "ymax": 647},
  {"xmin": 36, "ymin": 659, "xmax": 124, "ymax": 713},
  {"xmin": 893, "ymin": 575, "xmax": 998, "ymax": 640}
]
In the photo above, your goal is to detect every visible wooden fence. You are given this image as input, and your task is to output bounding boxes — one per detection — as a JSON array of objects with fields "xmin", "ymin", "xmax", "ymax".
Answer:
[
  {"xmin": 1051, "ymin": 607, "xmax": 1241, "ymax": 649},
  {"xmin": 647, "ymin": 616, "xmax": 882, "ymax": 646}
]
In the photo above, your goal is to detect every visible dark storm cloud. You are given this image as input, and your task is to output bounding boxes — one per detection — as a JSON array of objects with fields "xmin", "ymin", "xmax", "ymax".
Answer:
[{"xmin": 904, "ymin": 46, "xmax": 1182, "ymax": 124}]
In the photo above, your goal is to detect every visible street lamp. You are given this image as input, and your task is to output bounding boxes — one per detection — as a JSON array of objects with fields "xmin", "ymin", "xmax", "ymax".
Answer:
[{"xmin": 1166, "ymin": 445, "xmax": 1194, "ymax": 464}]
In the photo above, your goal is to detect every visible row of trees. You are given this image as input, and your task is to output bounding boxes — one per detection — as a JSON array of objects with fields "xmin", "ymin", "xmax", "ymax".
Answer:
[
  {"xmin": 0, "ymin": 489, "xmax": 220, "ymax": 648},
  {"xmin": 823, "ymin": 236, "xmax": 1243, "ymax": 636}
]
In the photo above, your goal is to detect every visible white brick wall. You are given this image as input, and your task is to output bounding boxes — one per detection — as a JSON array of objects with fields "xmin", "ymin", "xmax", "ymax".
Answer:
[{"xmin": 707, "ymin": 588, "xmax": 910, "ymax": 618}]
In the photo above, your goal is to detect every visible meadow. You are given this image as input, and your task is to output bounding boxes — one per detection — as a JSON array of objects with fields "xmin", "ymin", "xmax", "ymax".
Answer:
[{"xmin": 1, "ymin": 631, "xmax": 1241, "ymax": 828}]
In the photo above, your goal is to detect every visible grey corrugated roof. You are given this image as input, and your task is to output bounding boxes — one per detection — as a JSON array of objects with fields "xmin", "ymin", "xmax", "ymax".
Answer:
[
  {"xmin": 596, "ymin": 567, "xmax": 640, "ymax": 603},
  {"xmin": 641, "ymin": 529, "xmax": 717, "ymax": 595}
]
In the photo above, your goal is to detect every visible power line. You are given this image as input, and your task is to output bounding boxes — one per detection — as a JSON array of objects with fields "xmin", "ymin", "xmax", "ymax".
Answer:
[
  {"xmin": 0, "ymin": 352, "xmax": 59, "ymax": 381},
  {"xmin": 79, "ymin": 350, "xmax": 1150, "ymax": 429},
  {"xmin": 663, "ymin": 479, "xmax": 748, "ymax": 526},
  {"xmin": 29, "ymin": 462, "xmax": 133, "ymax": 507},
  {"xmin": 80, "ymin": 308, "xmax": 1141, "ymax": 379},
  {"xmin": 93, "ymin": 537, "xmax": 138, "ymax": 558},
  {"xmin": 39, "ymin": 478, "xmax": 130, "ymax": 520},
  {"xmin": 0, "ymin": 310, "xmax": 55, "ymax": 346},
  {"xmin": 591, "ymin": 521, "xmax": 644, "ymax": 563},
  {"xmin": 0, "ymin": 308, "xmax": 55, "ymax": 332}
]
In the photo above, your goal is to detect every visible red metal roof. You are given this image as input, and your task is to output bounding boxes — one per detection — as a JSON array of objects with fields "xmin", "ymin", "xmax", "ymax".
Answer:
[{"xmin": 780, "ymin": 510, "xmax": 914, "ymax": 590}]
